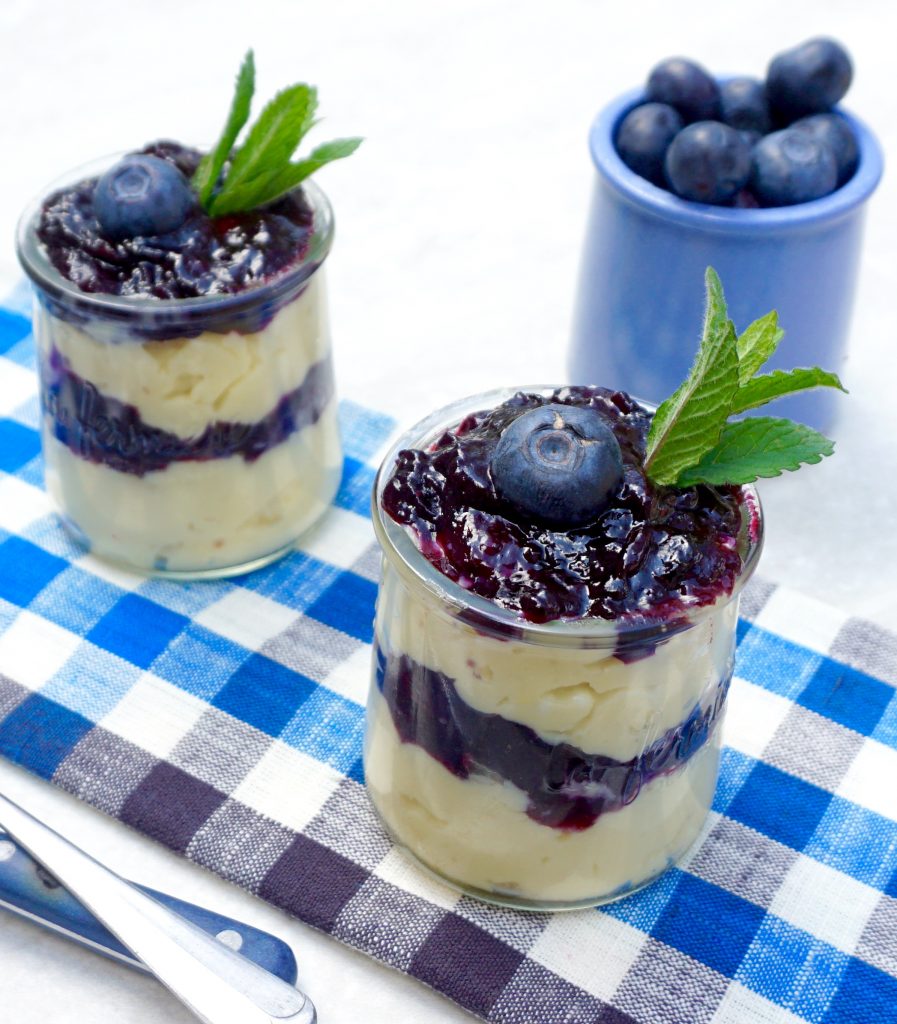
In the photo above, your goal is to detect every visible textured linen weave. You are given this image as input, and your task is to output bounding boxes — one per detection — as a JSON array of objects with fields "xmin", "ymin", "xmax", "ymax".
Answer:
[{"xmin": 0, "ymin": 291, "xmax": 896, "ymax": 1024}]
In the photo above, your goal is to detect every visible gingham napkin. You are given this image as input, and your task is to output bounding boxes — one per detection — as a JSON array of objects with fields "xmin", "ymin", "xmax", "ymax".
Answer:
[{"xmin": 1, "ymin": 291, "xmax": 896, "ymax": 1024}]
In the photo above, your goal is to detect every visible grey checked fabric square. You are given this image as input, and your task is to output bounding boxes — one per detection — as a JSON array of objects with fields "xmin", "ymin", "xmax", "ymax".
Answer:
[
  {"xmin": 0, "ymin": 674, "xmax": 29, "ymax": 720},
  {"xmin": 186, "ymin": 799, "xmax": 297, "ymax": 892},
  {"xmin": 261, "ymin": 616, "xmax": 363, "ymax": 682},
  {"xmin": 686, "ymin": 817, "xmax": 799, "ymax": 909},
  {"xmin": 613, "ymin": 942, "xmax": 729, "ymax": 1024},
  {"xmin": 52, "ymin": 727, "xmax": 159, "ymax": 816},
  {"xmin": 304, "ymin": 778, "xmax": 393, "ymax": 871},
  {"xmin": 170, "ymin": 708, "xmax": 273, "ymax": 793},
  {"xmin": 334, "ymin": 876, "xmax": 449, "ymax": 971},
  {"xmin": 764, "ymin": 704, "xmax": 865, "ymax": 792},
  {"xmin": 831, "ymin": 618, "xmax": 897, "ymax": 686}
]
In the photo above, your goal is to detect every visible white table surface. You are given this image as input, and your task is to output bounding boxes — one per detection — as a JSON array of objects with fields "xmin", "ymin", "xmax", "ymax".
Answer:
[{"xmin": 0, "ymin": 1, "xmax": 895, "ymax": 1021}]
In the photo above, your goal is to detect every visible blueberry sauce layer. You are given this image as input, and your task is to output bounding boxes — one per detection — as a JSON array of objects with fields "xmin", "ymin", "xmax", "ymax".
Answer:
[
  {"xmin": 42, "ymin": 347, "xmax": 334, "ymax": 477},
  {"xmin": 381, "ymin": 387, "xmax": 745, "ymax": 624},
  {"xmin": 37, "ymin": 142, "xmax": 316, "ymax": 303},
  {"xmin": 376, "ymin": 645, "xmax": 728, "ymax": 831}
]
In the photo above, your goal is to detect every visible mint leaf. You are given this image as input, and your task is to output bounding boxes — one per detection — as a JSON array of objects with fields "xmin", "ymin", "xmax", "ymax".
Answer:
[
  {"xmin": 735, "ymin": 310, "xmax": 782, "ymax": 384},
  {"xmin": 193, "ymin": 50, "xmax": 255, "ymax": 210},
  {"xmin": 644, "ymin": 267, "xmax": 740, "ymax": 485},
  {"xmin": 730, "ymin": 367, "xmax": 846, "ymax": 414},
  {"xmin": 208, "ymin": 137, "xmax": 362, "ymax": 217},
  {"xmin": 209, "ymin": 84, "xmax": 317, "ymax": 216},
  {"xmin": 676, "ymin": 418, "xmax": 835, "ymax": 486}
]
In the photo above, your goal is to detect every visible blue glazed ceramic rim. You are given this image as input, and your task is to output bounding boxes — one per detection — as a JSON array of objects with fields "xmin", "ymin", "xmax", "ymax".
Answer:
[{"xmin": 589, "ymin": 87, "xmax": 884, "ymax": 233}]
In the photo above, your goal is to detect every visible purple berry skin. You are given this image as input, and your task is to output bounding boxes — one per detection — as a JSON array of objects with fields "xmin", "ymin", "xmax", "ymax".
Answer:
[
  {"xmin": 750, "ymin": 128, "xmax": 839, "ymax": 206},
  {"xmin": 489, "ymin": 404, "xmax": 623, "ymax": 528},
  {"xmin": 615, "ymin": 102, "xmax": 683, "ymax": 186},
  {"xmin": 792, "ymin": 113, "xmax": 859, "ymax": 185},
  {"xmin": 646, "ymin": 57, "xmax": 721, "ymax": 123},
  {"xmin": 94, "ymin": 155, "xmax": 195, "ymax": 240},
  {"xmin": 766, "ymin": 37, "xmax": 853, "ymax": 124},
  {"xmin": 719, "ymin": 77, "xmax": 771, "ymax": 135},
  {"xmin": 664, "ymin": 121, "xmax": 752, "ymax": 205}
]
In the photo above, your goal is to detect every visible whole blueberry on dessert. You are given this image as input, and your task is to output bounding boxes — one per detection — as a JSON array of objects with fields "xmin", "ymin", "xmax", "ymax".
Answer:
[
  {"xmin": 646, "ymin": 57, "xmax": 720, "ymax": 123},
  {"xmin": 615, "ymin": 103, "xmax": 683, "ymax": 186},
  {"xmin": 766, "ymin": 37, "xmax": 853, "ymax": 124},
  {"xmin": 489, "ymin": 404, "xmax": 623, "ymax": 528},
  {"xmin": 664, "ymin": 121, "xmax": 752, "ymax": 204},
  {"xmin": 751, "ymin": 128, "xmax": 838, "ymax": 206},
  {"xmin": 93, "ymin": 155, "xmax": 195, "ymax": 240}
]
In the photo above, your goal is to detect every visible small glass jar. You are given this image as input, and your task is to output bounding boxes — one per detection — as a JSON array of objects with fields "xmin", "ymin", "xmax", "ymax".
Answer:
[
  {"xmin": 365, "ymin": 388, "xmax": 763, "ymax": 911},
  {"xmin": 16, "ymin": 157, "xmax": 342, "ymax": 579}
]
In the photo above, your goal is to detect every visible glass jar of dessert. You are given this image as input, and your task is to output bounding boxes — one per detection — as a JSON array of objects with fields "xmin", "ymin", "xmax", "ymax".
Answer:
[
  {"xmin": 365, "ymin": 385, "xmax": 764, "ymax": 910},
  {"xmin": 15, "ymin": 56, "xmax": 360, "ymax": 578}
]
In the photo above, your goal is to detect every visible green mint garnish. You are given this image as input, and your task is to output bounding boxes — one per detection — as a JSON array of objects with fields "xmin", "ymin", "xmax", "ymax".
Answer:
[
  {"xmin": 193, "ymin": 50, "xmax": 362, "ymax": 217},
  {"xmin": 644, "ymin": 267, "xmax": 845, "ymax": 487}
]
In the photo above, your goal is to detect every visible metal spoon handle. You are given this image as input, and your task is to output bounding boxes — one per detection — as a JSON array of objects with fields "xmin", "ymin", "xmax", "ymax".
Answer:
[{"xmin": 0, "ymin": 791, "xmax": 316, "ymax": 1024}]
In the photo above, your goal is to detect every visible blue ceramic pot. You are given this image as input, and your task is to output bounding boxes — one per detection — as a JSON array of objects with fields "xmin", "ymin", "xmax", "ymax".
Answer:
[{"xmin": 569, "ymin": 87, "xmax": 884, "ymax": 431}]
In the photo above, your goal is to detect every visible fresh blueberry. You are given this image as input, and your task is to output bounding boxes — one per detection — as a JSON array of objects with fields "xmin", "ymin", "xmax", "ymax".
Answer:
[
  {"xmin": 646, "ymin": 57, "xmax": 720, "ymax": 123},
  {"xmin": 664, "ymin": 121, "xmax": 752, "ymax": 204},
  {"xmin": 719, "ymin": 77, "xmax": 771, "ymax": 135},
  {"xmin": 738, "ymin": 129, "xmax": 763, "ymax": 150},
  {"xmin": 766, "ymin": 37, "xmax": 853, "ymax": 124},
  {"xmin": 791, "ymin": 113, "xmax": 859, "ymax": 185},
  {"xmin": 490, "ymin": 404, "xmax": 623, "ymax": 528},
  {"xmin": 615, "ymin": 102, "xmax": 683, "ymax": 186},
  {"xmin": 750, "ymin": 128, "xmax": 838, "ymax": 206},
  {"xmin": 94, "ymin": 155, "xmax": 195, "ymax": 240}
]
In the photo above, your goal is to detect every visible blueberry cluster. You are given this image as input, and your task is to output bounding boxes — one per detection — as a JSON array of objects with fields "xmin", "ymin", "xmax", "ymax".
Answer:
[{"xmin": 615, "ymin": 38, "xmax": 858, "ymax": 207}]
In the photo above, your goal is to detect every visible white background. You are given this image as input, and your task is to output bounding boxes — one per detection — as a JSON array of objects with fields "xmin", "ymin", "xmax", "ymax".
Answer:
[{"xmin": 0, "ymin": 1, "xmax": 895, "ymax": 1021}]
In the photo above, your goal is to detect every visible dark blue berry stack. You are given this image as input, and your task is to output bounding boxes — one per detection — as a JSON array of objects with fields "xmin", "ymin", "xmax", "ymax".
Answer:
[{"xmin": 614, "ymin": 38, "xmax": 858, "ymax": 207}]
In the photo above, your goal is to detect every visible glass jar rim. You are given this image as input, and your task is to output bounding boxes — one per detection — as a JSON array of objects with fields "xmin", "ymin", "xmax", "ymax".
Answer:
[
  {"xmin": 372, "ymin": 386, "xmax": 764, "ymax": 649},
  {"xmin": 15, "ymin": 150, "xmax": 334, "ymax": 328}
]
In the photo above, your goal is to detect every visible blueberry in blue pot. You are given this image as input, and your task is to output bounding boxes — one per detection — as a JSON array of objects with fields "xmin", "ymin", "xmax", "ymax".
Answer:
[
  {"xmin": 791, "ymin": 112, "xmax": 859, "ymax": 185},
  {"xmin": 615, "ymin": 102, "xmax": 683, "ymax": 186},
  {"xmin": 718, "ymin": 77, "xmax": 771, "ymax": 135},
  {"xmin": 766, "ymin": 37, "xmax": 853, "ymax": 124},
  {"xmin": 489, "ymin": 404, "xmax": 623, "ymax": 528},
  {"xmin": 94, "ymin": 155, "xmax": 195, "ymax": 240},
  {"xmin": 646, "ymin": 57, "xmax": 720, "ymax": 123},
  {"xmin": 751, "ymin": 127, "xmax": 838, "ymax": 206},
  {"xmin": 664, "ymin": 121, "xmax": 752, "ymax": 204}
]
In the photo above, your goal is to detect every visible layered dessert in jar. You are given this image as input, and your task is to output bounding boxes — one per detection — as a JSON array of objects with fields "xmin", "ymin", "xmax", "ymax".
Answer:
[
  {"xmin": 365, "ymin": 270, "xmax": 840, "ymax": 909},
  {"xmin": 16, "ymin": 54, "xmax": 361, "ymax": 577}
]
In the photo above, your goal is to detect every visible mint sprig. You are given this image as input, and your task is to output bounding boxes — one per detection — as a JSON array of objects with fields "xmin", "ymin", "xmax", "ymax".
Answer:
[
  {"xmin": 645, "ymin": 267, "xmax": 845, "ymax": 487},
  {"xmin": 193, "ymin": 50, "xmax": 362, "ymax": 217}
]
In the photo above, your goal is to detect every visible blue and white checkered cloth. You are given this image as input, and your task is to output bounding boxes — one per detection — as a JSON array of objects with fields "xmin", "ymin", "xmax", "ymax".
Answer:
[{"xmin": 1, "ymin": 287, "xmax": 896, "ymax": 1024}]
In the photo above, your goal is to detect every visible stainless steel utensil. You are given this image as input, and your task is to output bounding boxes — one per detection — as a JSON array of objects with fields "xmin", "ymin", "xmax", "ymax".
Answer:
[{"xmin": 0, "ymin": 790, "xmax": 317, "ymax": 1024}]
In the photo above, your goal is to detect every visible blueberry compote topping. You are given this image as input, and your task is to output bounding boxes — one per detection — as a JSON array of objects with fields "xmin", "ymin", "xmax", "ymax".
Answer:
[
  {"xmin": 377, "ymin": 647, "xmax": 729, "ymax": 831},
  {"xmin": 381, "ymin": 387, "xmax": 744, "ymax": 624},
  {"xmin": 37, "ymin": 141, "xmax": 315, "ymax": 300}
]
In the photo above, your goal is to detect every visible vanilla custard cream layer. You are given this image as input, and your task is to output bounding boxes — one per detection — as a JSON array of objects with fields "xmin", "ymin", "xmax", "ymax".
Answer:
[
  {"xmin": 365, "ymin": 689, "xmax": 719, "ymax": 905},
  {"xmin": 44, "ymin": 404, "xmax": 341, "ymax": 573},
  {"xmin": 375, "ymin": 568, "xmax": 737, "ymax": 762},
  {"xmin": 37, "ymin": 275, "xmax": 330, "ymax": 438}
]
